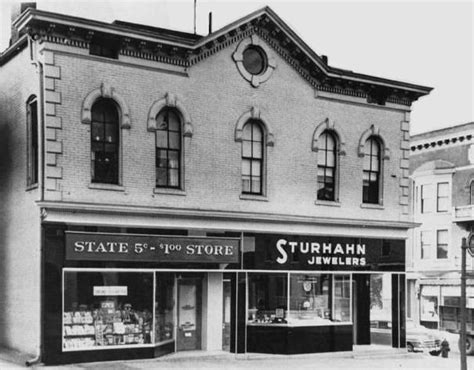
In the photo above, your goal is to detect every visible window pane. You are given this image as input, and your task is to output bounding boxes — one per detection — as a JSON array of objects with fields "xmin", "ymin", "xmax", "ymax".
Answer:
[
  {"xmin": 370, "ymin": 157, "xmax": 379, "ymax": 172},
  {"xmin": 252, "ymin": 142, "xmax": 262, "ymax": 159},
  {"xmin": 242, "ymin": 177, "xmax": 251, "ymax": 192},
  {"xmin": 437, "ymin": 229, "xmax": 448, "ymax": 244},
  {"xmin": 325, "ymin": 133, "xmax": 335, "ymax": 151},
  {"xmin": 156, "ymin": 150, "xmax": 167, "ymax": 168},
  {"xmin": 319, "ymin": 133, "xmax": 328, "ymax": 151},
  {"xmin": 363, "ymin": 156, "xmax": 371, "ymax": 171},
  {"xmin": 437, "ymin": 182, "xmax": 449, "ymax": 197},
  {"xmin": 326, "ymin": 151, "xmax": 335, "ymax": 168},
  {"xmin": 156, "ymin": 131, "xmax": 168, "ymax": 148},
  {"xmin": 168, "ymin": 151, "xmax": 180, "ymax": 169},
  {"xmin": 156, "ymin": 112, "xmax": 168, "ymax": 130},
  {"xmin": 242, "ymin": 160, "xmax": 251, "ymax": 176},
  {"xmin": 167, "ymin": 111, "xmax": 180, "ymax": 132},
  {"xmin": 242, "ymin": 123, "xmax": 252, "ymax": 140},
  {"xmin": 251, "ymin": 160, "xmax": 261, "ymax": 177},
  {"xmin": 105, "ymin": 123, "xmax": 118, "ymax": 143},
  {"xmin": 156, "ymin": 168, "xmax": 168, "ymax": 186},
  {"xmin": 437, "ymin": 198, "xmax": 449, "ymax": 212},
  {"xmin": 251, "ymin": 179, "xmax": 261, "ymax": 193},
  {"xmin": 63, "ymin": 271, "xmax": 153, "ymax": 350},
  {"xmin": 91, "ymin": 122, "xmax": 104, "ymax": 142},
  {"xmin": 248, "ymin": 273, "xmax": 287, "ymax": 323},
  {"xmin": 169, "ymin": 132, "xmax": 180, "ymax": 150},
  {"xmin": 242, "ymin": 141, "xmax": 252, "ymax": 157},
  {"xmin": 155, "ymin": 273, "xmax": 175, "ymax": 343},
  {"xmin": 252, "ymin": 124, "xmax": 263, "ymax": 142},
  {"xmin": 169, "ymin": 169, "xmax": 179, "ymax": 187}
]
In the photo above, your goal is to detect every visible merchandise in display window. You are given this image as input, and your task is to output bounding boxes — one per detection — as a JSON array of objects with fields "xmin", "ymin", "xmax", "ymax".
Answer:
[
  {"xmin": 63, "ymin": 270, "xmax": 154, "ymax": 351},
  {"xmin": 247, "ymin": 273, "xmax": 351, "ymax": 326}
]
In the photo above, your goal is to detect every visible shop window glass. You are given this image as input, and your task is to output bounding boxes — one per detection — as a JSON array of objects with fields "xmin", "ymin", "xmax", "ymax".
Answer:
[
  {"xmin": 436, "ymin": 229, "xmax": 448, "ymax": 259},
  {"xmin": 436, "ymin": 182, "xmax": 449, "ymax": 212},
  {"xmin": 421, "ymin": 184, "xmax": 434, "ymax": 213},
  {"xmin": 362, "ymin": 137, "xmax": 380, "ymax": 204},
  {"xmin": 288, "ymin": 274, "xmax": 351, "ymax": 325},
  {"xmin": 91, "ymin": 99, "xmax": 119, "ymax": 184},
  {"xmin": 317, "ymin": 131, "xmax": 337, "ymax": 201},
  {"xmin": 420, "ymin": 294, "xmax": 438, "ymax": 325},
  {"xmin": 242, "ymin": 120, "xmax": 263, "ymax": 195},
  {"xmin": 369, "ymin": 274, "xmax": 392, "ymax": 345},
  {"xmin": 247, "ymin": 273, "xmax": 287, "ymax": 324},
  {"xmin": 156, "ymin": 109, "xmax": 181, "ymax": 188},
  {"xmin": 63, "ymin": 270, "xmax": 153, "ymax": 351},
  {"xmin": 155, "ymin": 273, "xmax": 175, "ymax": 344}
]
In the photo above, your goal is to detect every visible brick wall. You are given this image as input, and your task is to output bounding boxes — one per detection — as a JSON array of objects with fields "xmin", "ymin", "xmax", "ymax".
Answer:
[
  {"xmin": 0, "ymin": 47, "xmax": 41, "ymax": 354},
  {"xmin": 49, "ymin": 35, "xmax": 409, "ymax": 223}
]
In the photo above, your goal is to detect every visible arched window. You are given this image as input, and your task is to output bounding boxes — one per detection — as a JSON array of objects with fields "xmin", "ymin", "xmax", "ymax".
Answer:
[
  {"xmin": 155, "ymin": 109, "xmax": 181, "ymax": 188},
  {"xmin": 317, "ymin": 131, "xmax": 337, "ymax": 201},
  {"xmin": 91, "ymin": 99, "xmax": 119, "ymax": 184},
  {"xmin": 242, "ymin": 120, "xmax": 263, "ymax": 194},
  {"xmin": 26, "ymin": 95, "xmax": 38, "ymax": 187},
  {"xmin": 362, "ymin": 136, "xmax": 381, "ymax": 204}
]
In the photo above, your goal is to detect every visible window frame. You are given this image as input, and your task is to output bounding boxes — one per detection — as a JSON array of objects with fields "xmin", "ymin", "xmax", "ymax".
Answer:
[
  {"xmin": 155, "ymin": 108, "xmax": 182, "ymax": 189},
  {"xmin": 421, "ymin": 184, "xmax": 434, "ymax": 214},
  {"xmin": 436, "ymin": 182, "xmax": 449, "ymax": 212},
  {"xmin": 362, "ymin": 136, "xmax": 381, "ymax": 204},
  {"xmin": 470, "ymin": 180, "xmax": 474, "ymax": 205},
  {"xmin": 317, "ymin": 130, "xmax": 337, "ymax": 202},
  {"xmin": 420, "ymin": 230, "xmax": 431, "ymax": 260},
  {"xmin": 436, "ymin": 229, "xmax": 449, "ymax": 259},
  {"xmin": 90, "ymin": 98, "xmax": 120, "ymax": 185},
  {"xmin": 241, "ymin": 120, "xmax": 264, "ymax": 196},
  {"xmin": 26, "ymin": 95, "xmax": 39, "ymax": 188}
]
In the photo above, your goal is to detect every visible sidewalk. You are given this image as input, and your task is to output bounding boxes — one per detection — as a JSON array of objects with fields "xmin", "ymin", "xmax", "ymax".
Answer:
[{"xmin": 1, "ymin": 346, "xmax": 469, "ymax": 370}]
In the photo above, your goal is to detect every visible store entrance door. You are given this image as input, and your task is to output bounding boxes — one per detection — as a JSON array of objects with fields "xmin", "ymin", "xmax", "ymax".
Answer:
[{"xmin": 177, "ymin": 277, "xmax": 202, "ymax": 351}]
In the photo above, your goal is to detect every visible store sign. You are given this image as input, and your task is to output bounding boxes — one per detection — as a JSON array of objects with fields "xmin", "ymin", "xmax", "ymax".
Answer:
[
  {"xmin": 65, "ymin": 232, "xmax": 240, "ymax": 264},
  {"xmin": 93, "ymin": 286, "xmax": 128, "ymax": 296},
  {"xmin": 276, "ymin": 239, "xmax": 366, "ymax": 267}
]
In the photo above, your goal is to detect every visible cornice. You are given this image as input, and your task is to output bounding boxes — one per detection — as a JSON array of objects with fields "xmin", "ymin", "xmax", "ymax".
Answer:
[
  {"xmin": 12, "ymin": 7, "xmax": 431, "ymax": 106},
  {"xmin": 37, "ymin": 200, "xmax": 417, "ymax": 230},
  {"xmin": 410, "ymin": 132, "xmax": 473, "ymax": 153}
]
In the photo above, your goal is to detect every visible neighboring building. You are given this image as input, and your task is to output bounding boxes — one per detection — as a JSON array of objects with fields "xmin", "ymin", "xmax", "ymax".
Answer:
[
  {"xmin": 0, "ymin": 3, "xmax": 431, "ymax": 365},
  {"xmin": 408, "ymin": 122, "xmax": 474, "ymax": 329}
]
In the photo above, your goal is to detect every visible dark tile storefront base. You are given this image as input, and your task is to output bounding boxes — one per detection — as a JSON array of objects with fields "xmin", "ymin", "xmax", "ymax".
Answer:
[{"xmin": 247, "ymin": 325, "xmax": 352, "ymax": 354}]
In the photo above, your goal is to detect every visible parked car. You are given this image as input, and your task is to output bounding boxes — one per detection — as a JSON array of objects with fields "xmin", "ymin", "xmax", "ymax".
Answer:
[{"xmin": 406, "ymin": 321, "xmax": 445, "ymax": 356}]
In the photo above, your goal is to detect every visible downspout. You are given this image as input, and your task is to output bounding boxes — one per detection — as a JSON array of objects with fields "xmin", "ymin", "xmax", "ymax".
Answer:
[{"xmin": 26, "ymin": 35, "xmax": 44, "ymax": 367}]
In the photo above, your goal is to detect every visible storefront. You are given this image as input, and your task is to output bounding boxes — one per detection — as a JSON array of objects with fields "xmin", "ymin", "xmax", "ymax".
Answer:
[{"xmin": 42, "ymin": 224, "xmax": 406, "ymax": 365}]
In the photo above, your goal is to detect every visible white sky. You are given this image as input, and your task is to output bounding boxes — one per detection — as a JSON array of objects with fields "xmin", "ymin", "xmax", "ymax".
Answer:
[{"xmin": 0, "ymin": 0, "xmax": 473, "ymax": 135}]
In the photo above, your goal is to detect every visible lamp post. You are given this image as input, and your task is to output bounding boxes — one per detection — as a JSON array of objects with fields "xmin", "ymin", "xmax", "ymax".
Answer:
[{"xmin": 461, "ymin": 235, "xmax": 474, "ymax": 370}]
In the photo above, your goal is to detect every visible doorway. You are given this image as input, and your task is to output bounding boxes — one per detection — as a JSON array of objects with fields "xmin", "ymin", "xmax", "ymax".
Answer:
[{"xmin": 177, "ymin": 277, "xmax": 202, "ymax": 351}]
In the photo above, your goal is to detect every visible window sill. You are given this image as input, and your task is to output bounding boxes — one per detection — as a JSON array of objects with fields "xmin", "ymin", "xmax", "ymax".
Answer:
[
  {"xmin": 240, "ymin": 194, "xmax": 268, "ymax": 202},
  {"xmin": 315, "ymin": 200, "xmax": 341, "ymax": 207},
  {"xmin": 88, "ymin": 183, "xmax": 125, "ymax": 192},
  {"xmin": 360, "ymin": 203, "xmax": 384, "ymax": 210},
  {"xmin": 26, "ymin": 183, "xmax": 39, "ymax": 191},
  {"xmin": 153, "ymin": 188, "xmax": 186, "ymax": 196}
]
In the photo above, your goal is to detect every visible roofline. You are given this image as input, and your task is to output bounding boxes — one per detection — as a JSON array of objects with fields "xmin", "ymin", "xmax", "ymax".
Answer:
[
  {"xmin": 411, "ymin": 121, "xmax": 474, "ymax": 140},
  {"xmin": 12, "ymin": 6, "xmax": 432, "ymax": 95},
  {"xmin": 0, "ymin": 34, "xmax": 28, "ymax": 66}
]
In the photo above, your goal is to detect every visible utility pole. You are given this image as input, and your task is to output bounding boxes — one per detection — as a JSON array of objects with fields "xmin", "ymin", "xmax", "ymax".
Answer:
[{"xmin": 461, "ymin": 237, "xmax": 467, "ymax": 370}]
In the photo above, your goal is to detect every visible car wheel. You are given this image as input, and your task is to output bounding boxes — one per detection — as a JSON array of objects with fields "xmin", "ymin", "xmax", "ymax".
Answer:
[
  {"xmin": 407, "ymin": 343, "xmax": 414, "ymax": 352},
  {"xmin": 429, "ymin": 350, "xmax": 441, "ymax": 356}
]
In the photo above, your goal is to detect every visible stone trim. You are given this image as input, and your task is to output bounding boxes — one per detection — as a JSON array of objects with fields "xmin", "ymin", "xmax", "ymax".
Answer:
[
  {"xmin": 232, "ymin": 34, "xmax": 276, "ymax": 87},
  {"xmin": 42, "ymin": 49, "xmax": 63, "ymax": 201},
  {"xmin": 81, "ymin": 83, "xmax": 131, "ymax": 129},
  {"xmin": 147, "ymin": 92, "xmax": 193, "ymax": 137},
  {"xmin": 234, "ymin": 106, "xmax": 274, "ymax": 147},
  {"xmin": 311, "ymin": 118, "xmax": 346, "ymax": 155},
  {"xmin": 357, "ymin": 125, "xmax": 391, "ymax": 160}
]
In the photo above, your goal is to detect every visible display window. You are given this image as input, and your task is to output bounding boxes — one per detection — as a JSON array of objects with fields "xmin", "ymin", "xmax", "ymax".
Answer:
[
  {"xmin": 247, "ymin": 273, "xmax": 351, "ymax": 326},
  {"xmin": 63, "ymin": 269, "xmax": 154, "ymax": 351},
  {"xmin": 155, "ymin": 273, "xmax": 175, "ymax": 345}
]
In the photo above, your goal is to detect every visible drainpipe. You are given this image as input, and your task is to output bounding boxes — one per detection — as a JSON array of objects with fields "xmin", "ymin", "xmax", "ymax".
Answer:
[{"xmin": 26, "ymin": 36, "xmax": 44, "ymax": 367}]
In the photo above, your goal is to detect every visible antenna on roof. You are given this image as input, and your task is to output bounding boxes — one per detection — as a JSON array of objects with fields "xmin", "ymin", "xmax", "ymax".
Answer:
[{"xmin": 193, "ymin": 0, "xmax": 197, "ymax": 34}]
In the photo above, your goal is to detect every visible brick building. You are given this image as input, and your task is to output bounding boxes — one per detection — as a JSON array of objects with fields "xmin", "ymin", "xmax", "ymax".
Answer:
[
  {"xmin": 0, "ymin": 4, "xmax": 431, "ymax": 365},
  {"xmin": 407, "ymin": 123, "xmax": 474, "ymax": 331}
]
